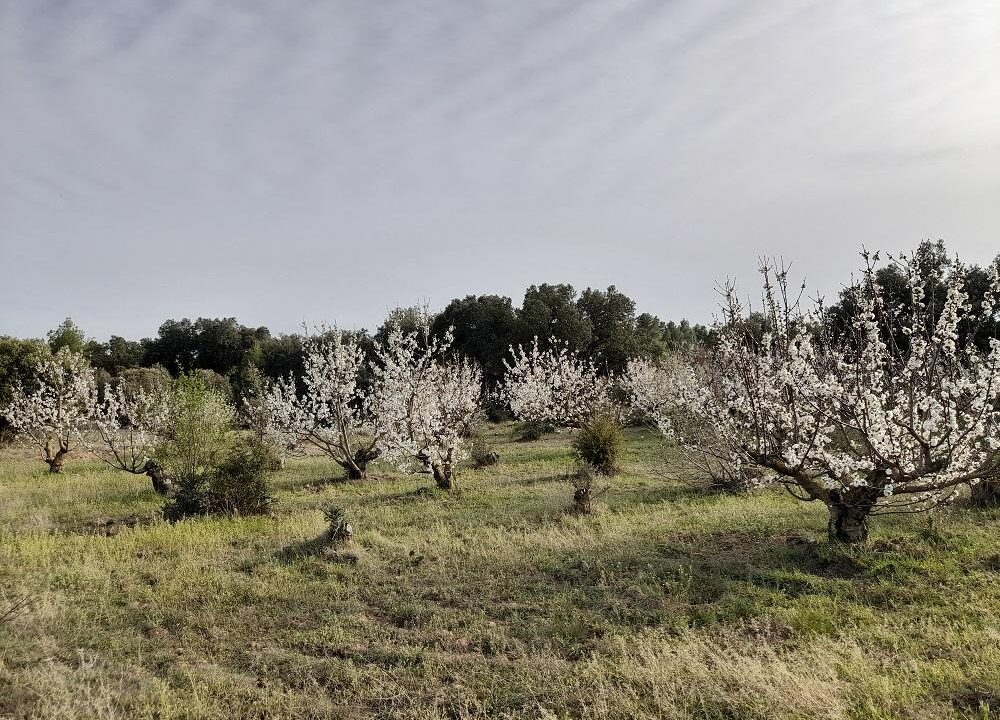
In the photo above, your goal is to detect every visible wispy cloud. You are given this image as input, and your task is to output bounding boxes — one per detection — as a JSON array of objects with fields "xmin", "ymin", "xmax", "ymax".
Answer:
[{"xmin": 1, "ymin": 0, "xmax": 998, "ymax": 338}]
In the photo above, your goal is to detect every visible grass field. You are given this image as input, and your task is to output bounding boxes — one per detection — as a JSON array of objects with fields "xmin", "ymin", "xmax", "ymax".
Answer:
[{"xmin": 1, "ymin": 425, "xmax": 999, "ymax": 719}]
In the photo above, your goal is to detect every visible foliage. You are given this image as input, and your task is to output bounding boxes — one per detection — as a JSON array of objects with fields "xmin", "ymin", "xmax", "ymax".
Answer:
[
  {"xmin": 572, "ymin": 414, "xmax": 624, "ymax": 475},
  {"xmin": 431, "ymin": 294, "xmax": 520, "ymax": 388},
  {"xmin": 46, "ymin": 317, "xmax": 87, "ymax": 355},
  {"xmin": 118, "ymin": 365, "xmax": 173, "ymax": 395},
  {"xmin": 825, "ymin": 240, "xmax": 1000, "ymax": 355},
  {"xmin": 638, "ymin": 249, "xmax": 1000, "ymax": 543},
  {"xmin": 163, "ymin": 438, "xmax": 276, "ymax": 520},
  {"xmin": 2, "ymin": 347, "xmax": 95, "ymax": 472},
  {"xmin": 375, "ymin": 305, "xmax": 434, "ymax": 347},
  {"xmin": 0, "ymin": 336, "xmax": 50, "ymax": 439},
  {"xmin": 517, "ymin": 420, "xmax": 556, "ymax": 441},
  {"xmin": 501, "ymin": 338, "xmax": 615, "ymax": 428},
  {"xmin": 141, "ymin": 317, "xmax": 270, "ymax": 378},
  {"xmin": 86, "ymin": 335, "xmax": 144, "ymax": 376},
  {"xmin": 154, "ymin": 374, "xmax": 234, "ymax": 483},
  {"xmin": 469, "ymin": 435, "xmax": 501, "ymax": 467},
  {"xmin": 578, "ymin": 285, "xmax": 640, "ymax": 374},
  {"xmin": 517, "ymin": 283, "xmax": 593, "ymax": 352}
]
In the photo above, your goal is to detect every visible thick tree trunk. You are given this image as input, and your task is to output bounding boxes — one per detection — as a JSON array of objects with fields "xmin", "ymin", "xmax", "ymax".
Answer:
[
  {"xmin": 143, "ymin": 461, "xmax": 174, "ymax": 495},
  {"xmin": 971, "ymin": 480, "xmax": 1000, "ymax": 508},
  {"xmin": 825, "ymin": 487, "xmax": 881, "ymax": 544},
  {"xmin": 343, "ymin": 447, "xmax": 380, "ymax": 480},
  {"xmin": 432, "ymin": 462, "xmax": 454, "ymax": 491},
  {"xmin": 343, "ymin": 461, "xmax": 366, "ymax": 480},
  {"xmin": 827, "ymin": 503, "xmax": 870, "ymax": 543},
  {"xmin": 46, "ymin": 447, "xmax": 68, "ymax": 474}
]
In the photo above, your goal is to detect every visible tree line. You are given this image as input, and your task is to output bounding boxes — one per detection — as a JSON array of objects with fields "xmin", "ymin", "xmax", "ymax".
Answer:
[{"xmin": 0, "ymin": 283, "xmax": 711, "ymax": 435}]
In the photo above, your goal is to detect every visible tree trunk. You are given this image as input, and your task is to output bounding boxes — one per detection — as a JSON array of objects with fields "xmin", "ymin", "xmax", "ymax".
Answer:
[
  {"xmin": 432, "ymin": 462, "xmax": 454, "ymax": 491},
  {"xmin": 344, "ymin": 447, "xmax": 379, "ymax": 480},
  {"xmin": 826, "ymin": 487, "xmax": 881, "ymax": 544},
  {"xmin": 971, "ymin": 480, "xmax": 1000, "ymax": 508},
  {"xmin": 827, "ymin": 503, "xmax": 869, "ymax": 543},
  {"xmin": 46, "ymin": 448, "xmax": 68, "ymax": 474},
  {"xmin": 344, "ymin": 461, "xmax": 366, "ymax": 480},
  {"xmin": 143, "ymin": 461, "xmax": 174, "ymax": 495}
]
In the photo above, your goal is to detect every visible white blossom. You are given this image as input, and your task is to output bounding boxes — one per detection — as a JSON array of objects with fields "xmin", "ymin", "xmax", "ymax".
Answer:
[
  {"xmin": 500, "ymin": 338, "xmax": 615, "ymax": 427},
  {"xmin": 265, "ymin": 330, "xmax": 379, "ymax": 479},
  {"xmin": 631, "ymin": 252, "xmax": 1000, "ymax": 541},
  {"xmin": 2, "ymin": 348, "xmax": 96, "ymax": 473},
  {"xmin": 87, "ymin": 380, "xmax": 169, "ymax": 475},
  {"xmin": 368, "ymin": 323, "xmax": 482, "ymax": 490}
]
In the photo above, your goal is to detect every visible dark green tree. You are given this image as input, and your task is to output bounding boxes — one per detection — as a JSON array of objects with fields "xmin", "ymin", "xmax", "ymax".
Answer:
[
  {"xmin": 578, "ymin": 285, "xmax": 640, "ymax": 374},
  {"xmin": 431, "ymin": 295, "xmax": 519, "ymax": 387},
  {"xmin": 46, "ymin": 318, "xmax": 86, "ymax": 355},
  {"xmin": 517, "ymin": 284, "xmax": 592, "ymax": 351}
]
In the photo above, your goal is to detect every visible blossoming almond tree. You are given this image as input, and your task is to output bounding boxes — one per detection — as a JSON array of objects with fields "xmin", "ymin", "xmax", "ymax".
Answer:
[
  {"xmin": 369, "ymin": 324, "xmax": 482, "ymax": 491},
  {"xmin": 500, "ymin": 338, "xmax": 614, "ymax": 427},
  {"xmin": 88, "ymin": 381, "xmax": 172, "ymax": 492},
  {"xmin": 267, "ymin": 332, "xmax": 380, "ymax": 479},
  {"xmin": 3, "ymin": 348, "xmax": 96, "ymax": 473},
  {"xmin": 643, "ymin": 252, "xmax": 1000, "ymax": 543}
]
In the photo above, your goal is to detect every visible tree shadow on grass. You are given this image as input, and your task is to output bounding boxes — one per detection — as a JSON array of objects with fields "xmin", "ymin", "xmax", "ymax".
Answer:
[{"xmin": 264, "ymin": 533, "xmax": 360, "ymax": 571}]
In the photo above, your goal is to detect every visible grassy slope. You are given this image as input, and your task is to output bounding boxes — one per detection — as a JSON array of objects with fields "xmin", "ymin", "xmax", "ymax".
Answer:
[{"xmin": 1, "ymin": 426, "xmax": 999, "ymax": 720}]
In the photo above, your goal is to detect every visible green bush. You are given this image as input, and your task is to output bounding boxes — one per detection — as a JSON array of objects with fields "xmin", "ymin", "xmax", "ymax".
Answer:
[
  {"xmin": 517, "ymin": 421, "xmax": 556, "ymax": 442},
  {"xmin": 469, "ymin": 436, "xmax": 500, "ymax": 467},
  {"xmin": 164, "ymin": 438, "xmax": 277, "ymax": 520},
  {"xmin": 572, "ymin": 414, "xmax": 624, "ymax": 475},
  {"xmin": 155, "ymin": 373, "xmax": 234, "ymax": 482}
]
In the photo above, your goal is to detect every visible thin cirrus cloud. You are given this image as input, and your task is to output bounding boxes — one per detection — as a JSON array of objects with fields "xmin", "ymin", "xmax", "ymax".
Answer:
[{"xmin": 1, "ymin": 0, "xmax": 998, "ymax": 340}]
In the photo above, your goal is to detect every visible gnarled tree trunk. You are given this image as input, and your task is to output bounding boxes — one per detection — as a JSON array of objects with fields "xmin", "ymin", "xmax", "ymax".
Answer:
[
  {"xmin": 826, "ymin": 488, "xmax": 881, "ymax": 544},
  {"xmin": 44, "ymin": 441, "xmax": 69, "ymax": 474},
  {"xmin": 971, "ymin": 480, "xmax": 1000, "ymax": 508},
  {"xmin": 432, "ymin": 462, "xmax": 454, "ymax": 491},
  {"xmin": 342, "ymin": 446, "xmax": 380, "ymax": 480},
  {"xmin": 143, "ymin": 460, "xmax": 174, "ymax": 495}
]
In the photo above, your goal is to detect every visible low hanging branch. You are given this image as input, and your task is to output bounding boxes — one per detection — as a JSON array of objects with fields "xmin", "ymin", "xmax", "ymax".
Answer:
[
  {"xmin": 630, "ymin": 249, "xmax": 1000, "ymax": 543},
  {"xmin": 87, "ymin": 381, "xmax": 172, "ymax": 493}
]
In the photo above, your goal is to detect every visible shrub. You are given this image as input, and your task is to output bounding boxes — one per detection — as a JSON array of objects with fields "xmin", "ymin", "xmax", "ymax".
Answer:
[
  {"xmin": 469, "ymin": 437, "xmax": 500, "ymax": 467},
  {"xmin": 572, "ymin": 414, "xmax": 624, "ymax": 475},
  {"xmin": 518, "ymin": 420, "xmax": 555, "ymax": 442},
  {"xmin": 206, "ymin": 439, "xmax": 278, "ymax": 515},
  {"xmin": 569, "ymin": 462, "xmax": 597, "ymax": 514},
  {"xmin": 164, "ymin": 438, "xmax": 276, "ymax": 520},
  {"xmin": 322, "ymin": 505, "xmax": 353, "ymax": 544},
  {"xmin": 155, "ymin": 373, "xmax": 234, "ymax": 482}
]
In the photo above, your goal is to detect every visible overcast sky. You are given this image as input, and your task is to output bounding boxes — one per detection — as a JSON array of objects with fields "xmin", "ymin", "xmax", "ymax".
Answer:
[{"xmin": 1, "ymin": 0, "xmax": 998, "ymax": 341}]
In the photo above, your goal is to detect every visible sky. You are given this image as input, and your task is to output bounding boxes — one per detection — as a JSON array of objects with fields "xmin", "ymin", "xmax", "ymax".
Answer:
[{"xmin": 1, "ymin": 0, "xmax": 998, "ymax": 341}]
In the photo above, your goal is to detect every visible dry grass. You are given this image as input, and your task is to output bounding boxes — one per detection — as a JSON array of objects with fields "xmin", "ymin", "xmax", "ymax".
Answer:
[{"xmin": 1, "ymin": 425, "xmax": 999, "ymax": 719}]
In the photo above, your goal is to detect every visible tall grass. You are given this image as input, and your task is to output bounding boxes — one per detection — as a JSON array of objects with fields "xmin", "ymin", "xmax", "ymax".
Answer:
[{"xmin": 1, "ymin": 425, "xmax": 999, "ymax": 718}]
